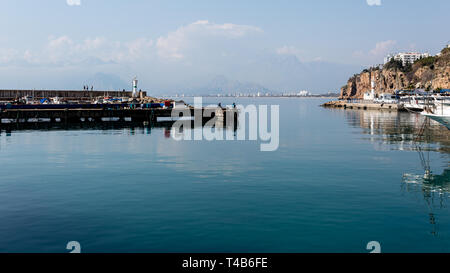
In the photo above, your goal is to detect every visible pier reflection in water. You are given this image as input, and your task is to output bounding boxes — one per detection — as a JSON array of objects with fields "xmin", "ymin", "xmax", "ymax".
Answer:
[
  {"xmin": 0, "ymin": 119, "xmax": 238, "ymax": 156},
  {"xmin": 0, "ymin": 119, "xmax": 237, "ymax": 135},
  {"xmin": 341, "ymin": 108, "xmax": 450, "ymax": 236}
]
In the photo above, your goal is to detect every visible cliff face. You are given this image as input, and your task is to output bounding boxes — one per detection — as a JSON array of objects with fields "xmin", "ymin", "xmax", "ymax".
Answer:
[{"xmin": 340, "ymin": 47, "xmax": 450, "ymax": 99}]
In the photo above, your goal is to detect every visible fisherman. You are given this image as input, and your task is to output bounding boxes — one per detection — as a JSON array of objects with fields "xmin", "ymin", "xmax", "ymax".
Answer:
[{"xmin": 91, "ymin": 86, "xmax": 94, "ymax": 91}]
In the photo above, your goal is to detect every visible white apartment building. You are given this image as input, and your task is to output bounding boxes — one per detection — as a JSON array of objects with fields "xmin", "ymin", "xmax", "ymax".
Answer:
[
  {"xmin": 297, "ymin": 90, "xmax": 310, "ymax": 96},
  {"xmin": 436, "ymin": 44, "xmax": 450, "ymax": 57},
  {"xmin": 384, "ymin": 52, "xmax": 430, "ymax": 66}
]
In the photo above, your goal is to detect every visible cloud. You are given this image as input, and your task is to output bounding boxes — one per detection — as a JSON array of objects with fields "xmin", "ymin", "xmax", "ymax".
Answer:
[
  {"xmin": 276, "ymin": 46, "xmax": 305, "ymax": 61},
  {"xmin": 369, "ymin": 40, "xmax": 396, "ymax": 56},
  {"xmin": 0, "ymin": 35, "xmax": 154, "ymax": 67},
  {"xmin": 66, "ymin": 0, "xmax": 81, "ymax": 6},
  {"xmin": 156, "ymin": 20, "xmax": 262, "ymax": 60},
  {"xmin": 1, "ymin": 20, "xmax": 261, "ymax": 67},
  {"xmin": 352, "ymin": 40, "xmax": 396, "ymax": 65},
  {"xmin": 44, "ymin": 36, "xmax": 154, "ymax": 65},
  {"xmin": 366, "ymin": 0, "xmax": 381, "ymax": 6},
  {"xmin": 0, "ymin": 48, "xmax": 19, "ymax": 64}
]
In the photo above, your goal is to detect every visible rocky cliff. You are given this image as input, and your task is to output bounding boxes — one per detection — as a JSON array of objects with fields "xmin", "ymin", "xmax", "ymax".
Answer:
[{"xmin": 340, "ymin": 47, "xmax": 450, "ymax": 99}]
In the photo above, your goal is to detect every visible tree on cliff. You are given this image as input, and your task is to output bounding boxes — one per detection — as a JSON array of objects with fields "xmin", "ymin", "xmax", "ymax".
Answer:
[{"xmin": 384, "ymin": 59, "xmax": 411, "ymax": 72}]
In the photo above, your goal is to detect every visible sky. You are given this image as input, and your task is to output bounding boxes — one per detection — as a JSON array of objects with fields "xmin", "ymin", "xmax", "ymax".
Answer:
[{"xmin": 0, "ymin": 0, "xmax": 449, "ymax": 94}]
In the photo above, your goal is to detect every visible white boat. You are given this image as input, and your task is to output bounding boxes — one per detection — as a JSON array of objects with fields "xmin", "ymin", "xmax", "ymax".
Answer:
[
  {"xmin": 19, "ymin": 96, "xmax": 35, "ymax": 104},
  {"xmin": 374, "ymin": 93, "xmax": 398, "ymax": 104},
  {"xmin": 400, "ymin": 96, "xmax": 430, "ymax": 112},
  {"xmin": 50, "ymin": 97, "xmax": 63, "ymax": 104},
  {"xmin": 421, "ymin": 98, "xmax": 450, "ymax": 129}
]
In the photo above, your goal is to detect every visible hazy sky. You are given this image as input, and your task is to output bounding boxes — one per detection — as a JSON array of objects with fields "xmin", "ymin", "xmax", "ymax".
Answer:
[{"xmin": 1, "ymin": 0, "xmax": 449, "ymax": 94}]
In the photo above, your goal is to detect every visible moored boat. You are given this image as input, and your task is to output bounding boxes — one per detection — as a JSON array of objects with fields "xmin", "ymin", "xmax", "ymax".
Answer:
[{"xmin": 421, "ymin": 98, "xmax": 450, "ymax": 129}]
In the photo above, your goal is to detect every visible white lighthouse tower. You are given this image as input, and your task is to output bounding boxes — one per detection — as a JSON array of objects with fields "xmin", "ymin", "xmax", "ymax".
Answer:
[
  {"xmin": 371, "ymin": 79, "xmax": 375, "ymax": 99},
  {"xmin": 132, "ymin": 77, "xmax": 138, "ymax": 98},
  {"xmin": 363, "ymin": 79, "xmax": 376, "ymax": 101}
]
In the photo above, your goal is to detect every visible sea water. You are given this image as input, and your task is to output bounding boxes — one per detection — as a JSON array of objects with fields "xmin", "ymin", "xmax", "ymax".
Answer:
[{"xmin": 0, "ymin": 98, "xmax": 449, "ymax": 253}]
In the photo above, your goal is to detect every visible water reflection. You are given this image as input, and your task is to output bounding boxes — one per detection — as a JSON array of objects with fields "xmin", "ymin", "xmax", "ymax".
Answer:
[
  {"xmin": 341, "ymin": 108, "xmax": 450, "ymax": 236},
  {"xmin": 0, "ymin": 121, "xmax": 160, "ymax": 134},
  {"xmin": 0, "ymin": 120, "xmax": 237, "ymax": 135},
  {"xmin": 342, "ymin": 109, "xmax": 450, "ymax": 153},
  {"xmin": 403, "ymin": 170, "xmax": 450, "ymax": 194},
  {"xmin": 402, "ymin": 170, "xmax": 450, "ymax": 236}
]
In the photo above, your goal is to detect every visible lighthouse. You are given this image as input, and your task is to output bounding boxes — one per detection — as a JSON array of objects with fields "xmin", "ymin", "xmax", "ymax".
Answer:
[
  {"xmin": 371, "ymin": 79, "xmax": 375, "ymax": 99},
  {"xmin": 132, "ymin": 77, "xmax": 138, "ymax": 98}
]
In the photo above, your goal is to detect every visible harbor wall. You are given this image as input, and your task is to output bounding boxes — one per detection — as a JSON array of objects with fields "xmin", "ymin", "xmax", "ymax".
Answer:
[{"xmin": 0, "ymin": 90, "xmax": 147, "ymax": 100}]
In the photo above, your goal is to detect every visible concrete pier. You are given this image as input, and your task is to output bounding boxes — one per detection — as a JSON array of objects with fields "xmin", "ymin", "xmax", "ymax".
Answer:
[
  {"xmin": 322, "ymin": 100, "xmax": 404, "ymax": 111},
  {"xmin": 0, "ymin": 107, "xmax": 238, "ymax": 125}
]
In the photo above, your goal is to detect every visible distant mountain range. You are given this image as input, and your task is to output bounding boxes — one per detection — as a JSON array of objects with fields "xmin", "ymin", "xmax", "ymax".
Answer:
[
  {"xmin": 239, "ymin": 53, "xmax": 362, "ymax": 93},
  {"xmin": 194, "ymin": 75, "xmax": 274, "ymax": 95},
  {"xmin": 85, "ymin": 73, "xmax": 130, "ymax": 91}
]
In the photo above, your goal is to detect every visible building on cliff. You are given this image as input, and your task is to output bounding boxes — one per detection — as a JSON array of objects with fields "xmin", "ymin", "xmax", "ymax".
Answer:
[
  {"xmin": 384, "ymin": 52, "xmax": 430, "ymax": 66},
  {"xmin": 437, "ymin": 44, "xmax": 450, "ymax": 57}
]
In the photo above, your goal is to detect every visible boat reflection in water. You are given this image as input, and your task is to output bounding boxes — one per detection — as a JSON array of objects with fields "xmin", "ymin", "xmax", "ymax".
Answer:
[
  {"xmin": 341, "ymin": 108, "xmax": 450, "ymax": 236},
  {"xmin": 403, "ymin": 170, "xmax": 450, "ymax": 195},
  {"xmin": 402, "ymin": 169, "xmax": 450, "ymax": 236}
]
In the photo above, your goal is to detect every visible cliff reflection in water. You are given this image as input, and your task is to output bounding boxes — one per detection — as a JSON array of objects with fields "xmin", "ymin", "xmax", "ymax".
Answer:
[{"xmin": 342, "ymin": 108, "xmax": 450, "ymax": 236}]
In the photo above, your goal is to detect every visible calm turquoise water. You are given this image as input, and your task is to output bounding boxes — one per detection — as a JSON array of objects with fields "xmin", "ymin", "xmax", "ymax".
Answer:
[{"xmin": 0, "ymin": 98, "xmax": 449, "ymax": 253}]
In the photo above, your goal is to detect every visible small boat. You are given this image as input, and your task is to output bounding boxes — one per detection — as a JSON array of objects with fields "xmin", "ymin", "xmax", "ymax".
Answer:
[{"xmin": 50, "ymin": 97, "xmax": 63, "ymax": 104}]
